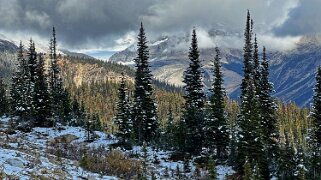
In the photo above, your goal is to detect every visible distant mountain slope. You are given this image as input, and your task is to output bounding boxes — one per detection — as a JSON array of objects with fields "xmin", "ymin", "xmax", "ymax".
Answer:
[
  {"xmin": 110, "ymin": 33, "xmax": 321, "ymax": 107},
  {"xmin": 0, "ymin": 39, "xmax": 184, "ymax": 127}
]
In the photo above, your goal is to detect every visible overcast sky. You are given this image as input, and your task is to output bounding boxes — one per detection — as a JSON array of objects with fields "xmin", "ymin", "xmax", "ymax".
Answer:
[{"xmin": 0, "ymin": 0, "xmax": 319, "ymax": 54}]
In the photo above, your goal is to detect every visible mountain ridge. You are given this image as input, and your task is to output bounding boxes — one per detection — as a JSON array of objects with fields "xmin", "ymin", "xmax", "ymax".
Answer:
[{"xmin": 110, "ymin": 32, "xmax": 321, "ymax": 107}]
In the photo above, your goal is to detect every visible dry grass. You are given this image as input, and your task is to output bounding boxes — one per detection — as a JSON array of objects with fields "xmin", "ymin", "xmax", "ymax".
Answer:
[
  {"xmin": 47, "ymin": 141, "xmax": 141, "ymax": 179},
  {"xmin": 80, "ymin": 149, "xmax": 141, "ymax": 179}
]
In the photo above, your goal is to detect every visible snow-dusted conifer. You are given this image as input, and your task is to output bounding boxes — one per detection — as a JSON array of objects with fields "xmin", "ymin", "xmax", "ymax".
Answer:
[
  {"xmin": 33, "ymin": 53, "xmax": 52, "ymax": 126},
  {"xmin": 258, "ymin": 47, "xmax": 279, "ymax": 176},
  {"xmin": 49, "ymin": 27, "xmax": 70, "ymax": 122},
  {"xmin": 181, "ymin": 28, "xmax": 205, "ymax": 154},
  {"xmin": 132, "ymin": 23, "xmax": 158, "ymax": 144},
  {"xmin": 309, "ymin": 66, "xmax": 321, "ymax": 178},
  {"xmin": 26, "ymin": 40, "xmax": 37, "ymax": 118},
  {"xmin": 237, "ymin": 11, "xmax": 266, "ymax": 178},
  {"xmin": 114, "ymin": 72, "xmax": 132, "ymax": 143},
  {"xmin": 10, "ymin": 42, "xmax": 27, "ymax": 117},
  {"xmin": 206, "ymin": 47, "xmax": 228, "ymax": 161}
]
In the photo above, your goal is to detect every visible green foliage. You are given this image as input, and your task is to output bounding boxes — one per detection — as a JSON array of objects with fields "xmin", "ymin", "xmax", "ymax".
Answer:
[
  {"xmin": 206, "ymin": 47, "xmax": 228, "ymax": 161},
  {"xmin": 181, "ymin": 28, "xmax": 205, "ymax": 154},
  {"xmin": 49, "ymin": 27, "xmax": 71, "ymax": 123},
  {"xmin": 114, "ymin": 73, "xmax": 132, "ymax": 143},
  {"xmin": 237, "ymin": 12, "xmax": 276, "ymax": 179},
  {"xmin": 132, "ymin": 23, "xmax": 158, "ymax": 144},
  {"xmin": 33, "ymin": 54, "xmax": 52, "ymax": 126}
]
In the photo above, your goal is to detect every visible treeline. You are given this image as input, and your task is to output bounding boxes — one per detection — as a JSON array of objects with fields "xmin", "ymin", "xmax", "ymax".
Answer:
[
  {"xmin": 3, "ymin": 28, "xmax": 102, "ymax": 132},
  {"xmin": 58, "ymin": 55, "xmax": 184, "ymax": 133},
  {"xmin": 113, "ymin": 11, "xmax": 321, "ymax": 179}
]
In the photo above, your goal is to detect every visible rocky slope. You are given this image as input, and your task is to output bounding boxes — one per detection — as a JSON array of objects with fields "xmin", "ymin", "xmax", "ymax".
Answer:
[{"xmin": 110, "ymin": 33, "xmax": 321, "ymax": 107}]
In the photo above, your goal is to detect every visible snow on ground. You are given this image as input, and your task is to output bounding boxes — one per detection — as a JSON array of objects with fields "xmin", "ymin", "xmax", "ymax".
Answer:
[
  {"xmin": 0, "ymin": 117, "xmax": 117, "ymax": 179},
  {"xmin": 0, "ymin": 117, "xmax": 234, "ymax": 179}
]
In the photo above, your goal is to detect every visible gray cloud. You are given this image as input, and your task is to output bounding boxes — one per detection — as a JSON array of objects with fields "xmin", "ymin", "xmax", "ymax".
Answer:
[
  {"xmin": 0, "ymin": 0, "xmax": 156, "ymax": 49},
  {"xmin": 0, "ymin": 0, "xmax": 315, "ymax": 51},
  {"xmin": 274, "ymin": 0, "xmax": 321, "ymax": 36},
  {"xmin": 143, "ymin": 0, "xmax": 298, "ymax": 36}
]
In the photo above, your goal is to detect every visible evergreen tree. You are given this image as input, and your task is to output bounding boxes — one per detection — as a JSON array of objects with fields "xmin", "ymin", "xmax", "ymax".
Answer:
[
  {"xmin": 49, "ymin": 27, "xmax": 69, "ymax": 123},
  {"xmin": 28, "ymin": 40, "xmax": 37, "ymax": 86},
  {"xmin": 114, "ymin": 72, "xmax": 132, "ymax": 143},
  {"xmin": 237, "ymin": 10, "xmax": 256, "ymax": 169},
  {"xmin": 311, "ymin": 66, "xmax": 321, "ymax": 144},
  {"xmin": 278, "ymin": 133, "xmax": 296, "ymax": 179},
  {"xmin": 309, "ymin": 66, "xmax": 321, "ymax": 178},
  {"xmin": 181, "ymin": 28, "xmax": 205, "ymax": 154},
  {"xmin": 237, "ymin": 11, "xmax": 267, "ymax": 178},
  {"xmin": 12, "ymin": 41, "xmax": 33, "ymax": 120},
  {"xmin": 27, "ymin": 40, "xmax": 38, "ymax": 119},
  {"xmin": 295, "ymin": 145, "xmax": 306, "ymax": 179},
  {"xmin": 207, "ymin": 47, "xmax": 228, "ymax": 161},
  {"xmin": 132, "ymin": 23, "xmax": 158, "ymax": 144},
  {"xmin": 10, "ymin": 42, "xmax": 25, "ymax": 116},
  {"xmin": 237, "ymin": 11, "xmax": 254, "ymax": 169},
  {"xmin": 61, "ymin": 89, "xmax": 72, "ymax": 121},
  {"xmin": 33, "ymin": 54, "xmax": 52, "ymax": 126},
  {"xmin": 259, "ymin": 46, "xmax": 279, "ymax": 175},
  {"xmin": 0, "ymin": 78, "xmax": 8, "ymax": 116}
]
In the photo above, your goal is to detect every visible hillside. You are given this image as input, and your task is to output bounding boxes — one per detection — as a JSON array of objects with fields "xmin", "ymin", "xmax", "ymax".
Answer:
[
  {"xmin": 110, "ymin": 33, "xmax": 321, "ymax": 106},
  {"xmin": 0, "ymin": 117, "xmax": 234, "ymax": 179},
  {"xmin": 0, "ymin": 39, "xmax": 184, "ymax": 131},
  {"xmin": 60, "ymin": 56, "xmax": 184, "ymax": 130}
]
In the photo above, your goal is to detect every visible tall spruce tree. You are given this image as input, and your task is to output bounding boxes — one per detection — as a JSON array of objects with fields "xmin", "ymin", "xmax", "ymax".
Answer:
[
  {"xmin": 206, "ymin": 47, "xmax": 228, "ymax": 161},
  {"xmin": 27, "ymin": 40, "xmax": 38, "ymax": 118},
  {"xmin": 259, "ymin": 46, "xmax": 279, "ymax": 175},
  {"xmin": 181, "ymin": 28, "xmax": 205, "ymax": 154},
  {"xmin": 309, "ymin": 66, "xmax": 321, "ymax": 179},
  {"xmin": 33, "ymin": 54, "xmax": 52, "ymax": 126},
  {"xmin": 132, "ymin": 23, "xmax": 158, "ymax": 144},
  {"xmin": 237, "ymin": 11, "xmax": 266, "ymax": 178},
  {"xmin": 10, "ymin": 42, "xmax": 26, "ymax": 117},
  {"xmin": 21, "ymin": 42, "xmax": 33, "ymax": 120},
  {"xmin": 237, "ymin": 10, "xmax": 255, "ymax": 170},
  {"xmin": 114, "ymin": 72, "xmax": 132, "ymax": 143},
  {"xmin": 49, "ymin": 27, "xmax": 70, "ymax": 123}
]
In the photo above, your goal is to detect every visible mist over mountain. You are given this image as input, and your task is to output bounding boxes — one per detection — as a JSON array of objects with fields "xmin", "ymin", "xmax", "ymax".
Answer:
[{"xmin": 110, "ymin": 31, "xmax": 321, "ymax": 107}]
